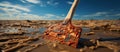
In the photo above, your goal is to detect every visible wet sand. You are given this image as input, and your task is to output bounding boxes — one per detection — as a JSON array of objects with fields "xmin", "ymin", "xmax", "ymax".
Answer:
[{"xmin": 0, "ymin": 20, "xmax": 120, "ymax": 52}]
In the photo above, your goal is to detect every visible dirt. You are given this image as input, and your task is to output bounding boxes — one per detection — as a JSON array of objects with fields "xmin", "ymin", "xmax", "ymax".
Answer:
[{"xmin": 0, "ymin": 20, "xmax": 120, "ymax": 52}]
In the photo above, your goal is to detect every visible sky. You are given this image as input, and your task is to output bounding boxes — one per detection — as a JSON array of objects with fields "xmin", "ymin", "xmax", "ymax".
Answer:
[{"xmin": 0, "ymin": 0, "xmax": 120, "ymax": 20}]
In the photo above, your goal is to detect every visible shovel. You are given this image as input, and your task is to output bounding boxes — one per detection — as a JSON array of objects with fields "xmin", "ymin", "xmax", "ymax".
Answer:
[{"xmin": 43, "ymin": 0, "xmax": 82, "ymax": 48}]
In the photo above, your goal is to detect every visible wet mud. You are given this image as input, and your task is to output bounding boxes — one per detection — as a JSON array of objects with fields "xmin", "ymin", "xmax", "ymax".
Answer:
[{"xmin": 0, "ymin": 20, "xmax": 120, "ymax": 52}]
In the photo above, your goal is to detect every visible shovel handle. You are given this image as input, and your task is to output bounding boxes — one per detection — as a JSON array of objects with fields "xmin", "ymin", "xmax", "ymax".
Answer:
[{"xmin": 63, "ymin": 0, "xmax": 80, "ymax": 25}]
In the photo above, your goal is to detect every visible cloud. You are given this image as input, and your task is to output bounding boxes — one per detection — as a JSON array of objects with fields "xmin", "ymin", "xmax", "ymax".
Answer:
[
  {"xmin": 0, "ymin": 9, "xmax": 43, "ymax": 20},
  {"xmin": 0, "ymin": 5, "xmax": 64, "ymax": 20},
  {"xmin": 0, "ymin": 7, "xmax": 22, "ymax": 19},
  {"xmin": 26, "ymin": 0, "xmax": 40, "ymax": 4},
  {"xmin": 20, "ymin": 0, "xmax": 27, "ymax": 3},
  {"xmin": 47, "ymin": 0, "xmax": 59, "ymax": 6},
  {"xmin": 44, "ymin": 14, "xmax": 55, "ymax": 18},
  {"xmin": 115, "ymin": 14, "xmax": 120, "ymax": 16},
  {"xmin": 0, "ymin": 7, "xmax": 21, "ymax": 13},
  {"xmin": 20, "ymin": 13, "xmax": 42, "ymax": 20},
  {"xmin": 79, "ymin": 11, "xmax": 120, "ymax": 20},
  {"xmin": 74, "ymin": 14, "xmax": 79, "ymax": 17},
  {"xmin": 0, "ymin": 12, "xmax": 64, "ymax": 20},
  {"xmin": 67, "ymin": 1, "xmax": 73, "ymax": 5},
  {"xmin": 20, "ymin": 0, "xmax": 58, "ymax": 7},
  {"xmin": 20, "ymin": 0, "xmax": 40, "ymax": 4},
  {"xmin": 0, "ymin": 1, "xmax": 30, "ymax": 12},
  {"xmin": 0, "ymin": 1, "xmax": 29, "ymax": 20},
  {"xmin": 20, "ymin": 0, "xmax": 44, "ymax": 7},
  {"xmin": 0, "ymin": 1, "xmax": 63, "ymax": 20}
]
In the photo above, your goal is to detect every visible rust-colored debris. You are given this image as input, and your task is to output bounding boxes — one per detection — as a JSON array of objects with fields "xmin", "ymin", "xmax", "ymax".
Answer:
[{"xmin": 43, "ymin": 23, "xmax": 82, "ymax": 48}]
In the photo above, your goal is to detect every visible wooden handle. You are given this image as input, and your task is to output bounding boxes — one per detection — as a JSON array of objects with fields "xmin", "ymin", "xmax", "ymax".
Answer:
[{"xmin": 63, "ymin": 0, "xmax": 80, "ymax": 25}]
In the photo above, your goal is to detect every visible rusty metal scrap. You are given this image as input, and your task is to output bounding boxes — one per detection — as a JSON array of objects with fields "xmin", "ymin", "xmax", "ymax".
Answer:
[{"xmin": 43, "ymin": 23, "xmax": 82, "ymax": 48}]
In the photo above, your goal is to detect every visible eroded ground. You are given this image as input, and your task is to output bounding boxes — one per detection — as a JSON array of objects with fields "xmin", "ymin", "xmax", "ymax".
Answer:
[{"xmin": 0, "ymin": 20, "xmax": 120, "ymax": 52}]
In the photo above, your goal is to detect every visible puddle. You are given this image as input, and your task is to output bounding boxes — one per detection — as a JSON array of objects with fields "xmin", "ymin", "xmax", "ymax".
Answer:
[
  {"xmin": 24, "ymin": 28, "xmax": 35, "ymax": 33},
  {"xmin": 2, "ymin": 27, "xmax": 19, "ymax": 33},
  {"xmin": 82, "ymin": 28, "xmax": 91, "ymax": 33},
  {"xmin": 38, "ymin": 27, "xmax": 47, "ymax": 34}
]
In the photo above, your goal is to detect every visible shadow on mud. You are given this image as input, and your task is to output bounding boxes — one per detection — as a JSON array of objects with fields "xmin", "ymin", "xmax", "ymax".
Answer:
[
  {"xmin": 77, "ymin": 37, "xmax": 120, "ymax": 48},
  {"xmin": 98, "ymin": 37, "xmax": 120, "ymax": 41}
]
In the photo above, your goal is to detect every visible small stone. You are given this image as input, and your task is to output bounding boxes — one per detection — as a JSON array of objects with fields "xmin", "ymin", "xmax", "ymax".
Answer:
[
  {"xmin": 79, "ymin": 49, "xmax": 83, "ymax": 52},
  {"xmin": 85, "ymin": 32, "xmax": 95, "ymax": 36},
  {"xmin": 89, "ymin": 46, "xmax": 95, "ymax": 50},
  {"xmin": 53, "ymin": 43, "xmax": 57, "ymax": 48}
]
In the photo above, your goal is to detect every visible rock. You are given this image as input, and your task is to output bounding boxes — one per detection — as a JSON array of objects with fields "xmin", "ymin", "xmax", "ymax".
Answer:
[
  {"xmin": 89, "ymin": 46, "xmax": 96, "ymax": 50},
  {"xmin": 90, "ymin": 39, "xmax": 98, "ymax": 44},
  {"xmin": 79, "ymin": 46, "xmax": 89, "ymax": 52},
  {"xmin": 79, "ymin": 49, "xmax": 84, "ymax": 52},
  {"xmin": 110, "ymin": 25, "xmax": 117, "ymax": 28},
  {"xmin": 85, "ymin": 32, "xmax": 95, "ymax": 36},
  {"xmin": 109, "ymin": 28, "xmax": 120, "ymax": 32},
  {"xmin": 53, "ymin": 43, "xmax": 57, "ymax": 48}
]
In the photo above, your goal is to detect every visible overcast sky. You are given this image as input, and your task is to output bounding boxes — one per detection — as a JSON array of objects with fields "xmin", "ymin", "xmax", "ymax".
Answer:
[{"xmin": 0, "ymin": 0, "xmax": 120, "ymax": 20}]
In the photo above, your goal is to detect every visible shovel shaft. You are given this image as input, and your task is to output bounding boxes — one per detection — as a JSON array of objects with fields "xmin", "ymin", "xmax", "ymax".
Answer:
[{"xmin": 63, "ymin": 0, "xmax": 80, "ymax": 25}]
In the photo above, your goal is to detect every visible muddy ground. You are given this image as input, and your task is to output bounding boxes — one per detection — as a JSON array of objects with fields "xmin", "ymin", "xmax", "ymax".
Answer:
[{"xmin": 0, "ymin": 20, "xmax": 120, "ymax": 52}]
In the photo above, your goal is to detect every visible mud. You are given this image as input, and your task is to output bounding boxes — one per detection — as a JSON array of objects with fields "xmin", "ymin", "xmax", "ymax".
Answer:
[{"xmin": 0, "ymin": 20, "xmax": 120, "ymax": 52}]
